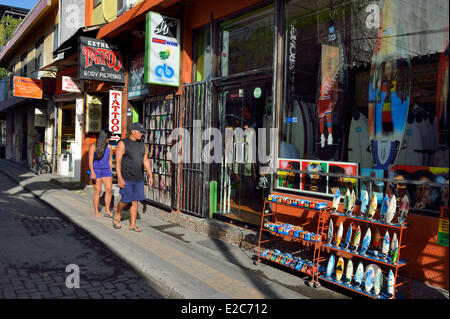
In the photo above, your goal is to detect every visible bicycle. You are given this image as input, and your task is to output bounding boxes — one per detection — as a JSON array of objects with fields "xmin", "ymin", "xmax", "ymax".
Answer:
[{"xmin": 33, "ymin": 151, "xmax": 52, "ymax": 175}]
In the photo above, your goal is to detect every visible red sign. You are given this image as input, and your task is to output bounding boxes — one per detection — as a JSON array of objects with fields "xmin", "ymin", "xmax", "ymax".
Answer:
[{"xmin": 109, "ymin": 90, "xmax": 122, "ymax": 134}]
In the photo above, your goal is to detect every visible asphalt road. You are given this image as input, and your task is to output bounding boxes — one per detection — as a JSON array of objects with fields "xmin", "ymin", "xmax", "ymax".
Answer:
[{"xmin": 0, "ymin": 172, "xmax": 164, "ymax": 299}]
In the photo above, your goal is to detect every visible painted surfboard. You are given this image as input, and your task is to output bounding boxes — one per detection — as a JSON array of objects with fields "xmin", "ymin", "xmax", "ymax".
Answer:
[
  {"xmin": 344, "ymin": 223, "xmax": 353, "ymax": 250},
  {"xmin": 332, "ymin": 188, "xmax": 340, "ymax": 211},
  {"xmin": 365, "ymin": 264, "xmax": 375, "ymax": 293},
  {"xmin": 380, "ymin": 194, "xmax": 389, "ymax": 221},
  {"xmin": 335, "ymin": 222, "xmax": 343, "ymax": 248},
  {"xmin": 381, "ymin": 231, "xmax": 390, "ymax": 260},
  {"xmin": 345, "ymin": 259, "xmax": 353, "ymax": 285},
  {"xmin": 387, "ymin": 269, "xmax": 395, "ymax": 297},
  {"xmin": 343, "ymin": 189, "xmax": 350, "ymax": 212},
  {"xmin": 373, "ymin": 228, "xmax": 381, "ymax": 257},
  {"xmin": 327, "ymin": 218, "xmax": 334, "ymax": 245},
  {"xmin": 348, "ymin": 110, "xmax": 372, "ymax": 169},
  {"xmin": 353, "ymin": 225, "xmax": 361, "ymax": 252},
  {"xmin": 335, "ymin": 257, "xmax": 345, "ymax": 282},
  {"xmin": 385, "ymin": 194, "xmax": 397, "ymax": 224},
  {"xmin": 360, "ymin": 190, "xmax": 369, "ymax": 216},
  {"xmin": 360, "ymin": 227, "xmax": 372, "ymax": 255},
  {"xmin": 326, "ymin": 254, "xmax": 335, "ymax": 278},
  {"xmin": 367, "ymin": 194, "xmax": 377, "ymax": 219},
  {"xmin": 348, "ymin": 190, "xmax": 356, "ymax": 215},
  {"xmin": 391, "ymin": 232, "xmax": 399, "ymax": 264},
  {"xmin": 374, "ymin": 266, "xmax": 383, "ymax": 296},
  {"xmin": 398, "ymin": 194, "xmax": 410, "ymax": 224},
  {"xmin": 354, "ymin": 262, "xmax": 364, "ymax": 288},
  {"xmin": 368, "ymin": 0, "xmax": 411, "ymax": 170}
]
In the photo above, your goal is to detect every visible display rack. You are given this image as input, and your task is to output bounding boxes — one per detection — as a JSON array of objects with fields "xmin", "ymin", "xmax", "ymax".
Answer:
[
  {"xmin": 257, "ymin": 195, "xmax": 327, "ymax": 286},
  {"xmin": 143, "ymin": 95, "xmax": 175, "ymax": 210},
  {"xmin": 315, "ymin": 206, "xmax": 410, "ymax": 299}
]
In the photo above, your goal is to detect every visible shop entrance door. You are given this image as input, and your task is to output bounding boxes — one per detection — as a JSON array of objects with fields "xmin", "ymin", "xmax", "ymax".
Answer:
[{"xmin": 218, "ymin": 80, "xmax": 272, "ymax": 226}]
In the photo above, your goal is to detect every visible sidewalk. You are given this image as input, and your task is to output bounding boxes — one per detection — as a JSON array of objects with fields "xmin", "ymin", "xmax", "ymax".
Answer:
[{"xmin": 0, "ymin": 159, "xmax": 448, "ymax": 299}]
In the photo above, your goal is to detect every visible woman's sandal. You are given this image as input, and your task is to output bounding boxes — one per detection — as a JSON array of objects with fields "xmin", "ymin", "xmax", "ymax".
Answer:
[{"xmin": 129, "ymin": 226, "xmax": 143, "ymax": 233}]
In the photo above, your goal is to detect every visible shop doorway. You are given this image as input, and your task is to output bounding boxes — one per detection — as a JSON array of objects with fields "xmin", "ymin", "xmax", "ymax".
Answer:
[
  {"xmin": 218, "ymin": 79, "xmax": 273, "ymax": 226},
  {"xmin": 58, "ymin": 103, "xmax": 75, "ymax": 177}
]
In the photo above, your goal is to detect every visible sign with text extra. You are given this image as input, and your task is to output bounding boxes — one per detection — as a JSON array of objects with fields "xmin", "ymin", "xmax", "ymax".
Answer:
[
  {"xmin": 109, "ymin": 90, "xmax": 122, "ymax": 135},
  {"xmin": 79, "ymin": 36, "xmax": 125, "ymax": 83},
  {"xmin": 144, "ymin": 12, "xmax": 180, "ymax": 87}
]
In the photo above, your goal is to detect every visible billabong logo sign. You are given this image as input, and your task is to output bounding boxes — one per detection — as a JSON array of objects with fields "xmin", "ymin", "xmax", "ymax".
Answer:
[{"xmin": 154, "ymin": 18, "xmax": 178, "ymax": 38}]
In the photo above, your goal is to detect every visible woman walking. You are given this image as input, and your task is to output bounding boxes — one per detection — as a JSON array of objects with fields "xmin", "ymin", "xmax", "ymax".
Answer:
[{"xmin": 89, "ymin": 129, "xmax": 114, "ymax": 218}]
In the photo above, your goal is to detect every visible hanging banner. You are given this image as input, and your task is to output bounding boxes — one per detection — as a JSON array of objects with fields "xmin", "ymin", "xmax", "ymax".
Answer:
[
  {"xmin": 109, "ymin": 90, "xmax": 122, "ymax": 135},
  {"xmin": 144, "ymin": 11, "xmax": 180, "ymax": 87},
  {"xmin": 128, "ymin": 52, "xmax": 149, "ymax": 98},
  {"xmin": 78, "ymin": 36, "xmax": 125, "ymax": 83},
  {"xmin": 13, "ymin": 76, "xmax": 43, "ymax": 99}
]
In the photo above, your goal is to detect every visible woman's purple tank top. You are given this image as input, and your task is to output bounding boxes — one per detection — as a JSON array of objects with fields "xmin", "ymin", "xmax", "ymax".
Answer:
[{"xmin": 93, "ymin": 146, "xmax": 111, "ymax": 171}]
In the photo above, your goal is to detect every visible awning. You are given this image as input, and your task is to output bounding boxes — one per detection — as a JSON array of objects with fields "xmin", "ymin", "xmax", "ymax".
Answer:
[
  {"xmin": 36, "ymin": 52, "xmax": 78, "ymax": 73},
  {"xmin": 53, "ymin": 24, "xmax": 105, "ymax": 56}
]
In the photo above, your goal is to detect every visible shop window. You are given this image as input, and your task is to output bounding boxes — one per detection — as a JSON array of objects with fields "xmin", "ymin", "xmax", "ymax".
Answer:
[
  {"xmin": 279, "ymin": 0, "xmax": 449, "ymax": 211},
  {"xmin": 193, "ymin": 27, "xmax": 211, "ymax": 82},
  {"xmin": 219, "ymin": 5, "xmax": 274, "ymax": 77}
]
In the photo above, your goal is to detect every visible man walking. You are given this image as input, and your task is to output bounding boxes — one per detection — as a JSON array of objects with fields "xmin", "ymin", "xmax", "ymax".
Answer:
[{"xmin": 113, "ymin": 123, "xmax": 153, "ymax": 232}]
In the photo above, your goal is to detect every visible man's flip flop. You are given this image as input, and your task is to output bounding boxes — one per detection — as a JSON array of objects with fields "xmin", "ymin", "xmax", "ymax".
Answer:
[
  {"xmin": 104, "ymin": 213, "xmax": 113, "ymax": 218},
  {"xmin": 113, "ymin": 219, "xmax": 121, "ymax": 229},
  {"xmin": 129, "ymin": 227, "xmax": 143, "ymax": 233}
]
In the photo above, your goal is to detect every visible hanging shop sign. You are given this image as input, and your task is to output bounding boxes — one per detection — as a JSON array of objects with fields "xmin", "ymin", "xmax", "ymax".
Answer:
[
  {"xmin": 13, "ymin": 76, "xmax": 43, "ymax": 99},
  {"xmin": 144, "ymin": 12, "xmax": 180, "ymax": 87},
  {"xmin": 85, "ymin": 94, "xmax": 102, "ymax": 133},
  {"xmin": 78, "ymin": 36, "xmax": 125, "ymax": 83},
  {"xmin": 128, "ymin": 52, "xmax": 149, "ymax": 98},
  {"xmin": 109, "ymin": 90, "xmax": 122, "ymax": 135},
  {"xmin": 34, "ymin": 108, "xmax": 46, "ymax": 127},
  {"xmin": 62, "ymin": 76, "xmax": 84, "ymax": 93}
]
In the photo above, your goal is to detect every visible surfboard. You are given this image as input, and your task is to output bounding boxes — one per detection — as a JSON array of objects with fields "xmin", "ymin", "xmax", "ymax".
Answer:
[
  {"xmin": 353, "ymin": 225, "xmax": 361, "ymax": 252},
  {"xmin": 369, "ymin": 0, "xmax": 411, "ymax": 170},
  {"xmin": 391, "ymin": 232, "xmax": 399, "ymax": 264},
  {"xmin": 335, "ymin": 257, "xmax": 345, "ymax": 282},
  {"xmin": 398, "ymin": 194, "xmax": 409, "ymax": 224},
  {"xmin": 381, "ymin": 231, "xmax": 390, "ymax": 260},
  {"xmin": 387, "ymin": 269, "xmax": 395, "ymax": 298},
  {"xmin": 385, "ymin": 194, "xmax": 397, "ymax": 224},
  {"xmin": 344, "ymin": 223, "xmax": 353, "ymax": 250},
  {"xmin": 374, "ymin": 266, "xmax": 383, "ymax": 296},
  {"xmin": 380, "ymin": 194, "xmax": 389, "ymax": 221},
  {"xmin": 355, "ymin": 262, "xmax": 364, "ymax": 289},
  {"xmin": 367, "ymin": 194, "xmax": 377, "ymax": 219},
  {"xmin": 360, "ymin": 190, "xmax": 369, "ymax": 216},
  {"xmin": 373, "ymin": 228, "xmax": 381, "ymax": 257},
  {"xmin": 335, "ymin": 222, "xmax": 343, "ymax": 248},
  {"xmin": 348, "ymin": 110, "xmax": 372, "ymax": 169},
  {"xmin": 326, "ymin": 254, "xmax": 335, "ymax": 278},
  {"xmin": 345, "ymin": 259, "xmax": 353, "ymax": 285},
  {"xmin": 327, "ymin": 218, "xmax": 334, "ymax": 245},
  {"xmin": 343, "ymin": 189, "xmax": 350, "ymax": 212},
  {"xmin": 332, "ymin": 188, "xmax": 340, "ymax": 211},
  {"xmin": 287, "ymin": 100, "xmax": 306, "ymax": 158},
  {"xmin": 365, "ymin": 264, "xmax": 375, "ymax": 293},
  {"xmin": 360, "ymin": 227, "xmax": 372, "ymax": 256},
  {"xmin": 348, "ymin": 190, "xmax": 356, "ymax": 215}
]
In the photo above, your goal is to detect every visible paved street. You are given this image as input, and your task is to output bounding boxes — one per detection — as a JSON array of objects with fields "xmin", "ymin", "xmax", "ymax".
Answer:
[{"xmin": 0, "ymin": 172, "xmax": 164, "ymax": 299}]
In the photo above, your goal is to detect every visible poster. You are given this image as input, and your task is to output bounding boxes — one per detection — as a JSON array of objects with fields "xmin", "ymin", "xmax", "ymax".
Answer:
[
  {"xmin": 300, "ymin": 160, "xmax": 328, "ymax": 194},
  {"xmin": 128, "ymin": 52, "xmax": 149, "ymax": 98},
  {"xmin": 327, "ymin": 161, "xmax": 358, "ymax": 195},
  {"xmin": 277, "ymin": 159, "xmax": 301, "ymax": 191},
  {"xmin": 389, "ymin": 165, "xmax": 449, "ymax": 213}
]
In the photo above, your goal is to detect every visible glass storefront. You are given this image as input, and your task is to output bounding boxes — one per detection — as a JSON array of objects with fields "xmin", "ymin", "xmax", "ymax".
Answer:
[{"xmin": 280, "ymin": 0, "xmax": 449, "ymax": 212}]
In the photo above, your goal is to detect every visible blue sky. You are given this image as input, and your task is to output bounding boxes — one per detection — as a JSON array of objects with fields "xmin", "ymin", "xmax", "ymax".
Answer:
[{"xmin": 0, "ymin": 0, "xmax": 39, "ymax": 10}]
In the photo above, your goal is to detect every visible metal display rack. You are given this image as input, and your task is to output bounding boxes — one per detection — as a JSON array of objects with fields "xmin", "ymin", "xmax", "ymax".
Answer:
[
  {"xmin": 144, "ymin": 95, "xmax": 175, "ymax": 210},
  {"xmin": 314, "ymin": 206, "xmax": 411, "ymax": 299},
  {"xmin": 257, "ymin": 197, "xmax": 326, "ymax": 285}
]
